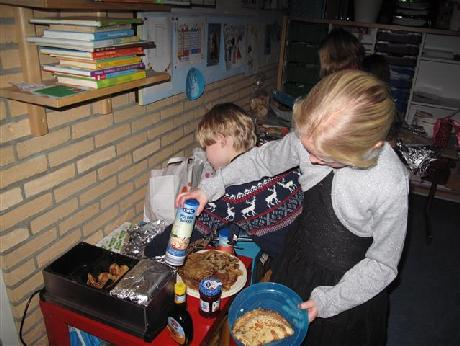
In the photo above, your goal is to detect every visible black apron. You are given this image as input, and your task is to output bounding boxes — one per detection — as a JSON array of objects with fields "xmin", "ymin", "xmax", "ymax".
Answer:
[{"xmin": 271, "ymin": 172, "xmax": 388, "ymax": 346}]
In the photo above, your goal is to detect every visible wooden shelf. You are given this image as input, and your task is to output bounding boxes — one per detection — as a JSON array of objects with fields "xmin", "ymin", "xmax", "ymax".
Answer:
[
  {"xmin": 290, "ymin": 17, "xmax": 460, "ymax": 37},
  {"xmin": 420, "ymin": 57, "xmax": 460, "ymax": 66},
  {"xmin": 0, "ymin": 0, "xmax": 172, "ymax": 11},
  {"xmin": 411, "ymin": 100, "xmax": 460, "ymax": 111},
  {"xmin": 0, "ymin": 4, "xmax": 173, "ymax": 136},
  {"xmin": 0, "ymin": 72, "xmax": 170, "ymax": 108}
]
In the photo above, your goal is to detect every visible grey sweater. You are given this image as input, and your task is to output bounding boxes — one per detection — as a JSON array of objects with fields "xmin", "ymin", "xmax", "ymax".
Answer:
[{"xmin": 199, "ymin": 132, "xmax": 409, "ymax": 318}]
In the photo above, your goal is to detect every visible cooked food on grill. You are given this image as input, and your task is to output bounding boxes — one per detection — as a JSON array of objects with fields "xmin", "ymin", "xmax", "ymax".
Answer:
[
  {"xmin": 232, "ymin": 308, "xmax": 294, "ymax": 346},
  {"xmin": 87, "ymin": 263, "xmax": 129, "ymax": 289},
  {"xmin": 178, "ymin": 250, "xmax": 242, "ymax": 291}
]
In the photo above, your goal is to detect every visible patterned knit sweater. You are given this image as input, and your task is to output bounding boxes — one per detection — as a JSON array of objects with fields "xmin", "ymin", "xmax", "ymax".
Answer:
[{"xmin": 195, "ymin": 168, "xmax": 303, "ymax": 258}]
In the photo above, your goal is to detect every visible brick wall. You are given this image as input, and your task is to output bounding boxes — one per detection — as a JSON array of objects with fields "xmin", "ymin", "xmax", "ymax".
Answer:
[{"xmin": 0, "ymin": 5, "xmax": 278, "ymax": 344}]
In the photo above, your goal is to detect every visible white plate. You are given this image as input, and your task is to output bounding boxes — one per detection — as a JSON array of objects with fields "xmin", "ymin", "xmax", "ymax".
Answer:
[{"xmin": 177, "ymin": 249, "xmax": 247, "ymax": 298}]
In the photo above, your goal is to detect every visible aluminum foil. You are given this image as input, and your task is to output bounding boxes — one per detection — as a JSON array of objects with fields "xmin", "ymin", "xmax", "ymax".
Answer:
[
  {"xmin": 110, "ymin": 259, "xmax": 175, "ymax": 306},
  {"xmin": 395, "ymin": 140, "xmax": 438, "ymax": 176},
  {"xmin": 121, "ymin": 221, "xmax": 168, "ymax": 259}
]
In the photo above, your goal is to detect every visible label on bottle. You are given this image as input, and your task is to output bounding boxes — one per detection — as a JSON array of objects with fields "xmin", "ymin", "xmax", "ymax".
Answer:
[
  {"xmin": 212, "ymin": 299, "xmax": 220, "ymax": 312},
  {"xmin": 167, "ymin": 317, "xmax": 187, "ymax": 345},
  {"xmin": 165, "ymin": 199, "xmax": 199, "ymax": 266},
  {"xmin": 200, "ymin": 299, "xmax": 210, "ymax": 313},
  {"xmin": 199, "ymin": 298, "xmax": 220, "ymax": 313},
  {"xmin": 175, "ymin": 294, "xmax": 186, "ymax": 304}
]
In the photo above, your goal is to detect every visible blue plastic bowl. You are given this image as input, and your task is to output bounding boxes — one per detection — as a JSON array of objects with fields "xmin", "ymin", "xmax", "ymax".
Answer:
[{"xmin": 228, "ymin": 282, "xmax": 308, "ymax": 346}]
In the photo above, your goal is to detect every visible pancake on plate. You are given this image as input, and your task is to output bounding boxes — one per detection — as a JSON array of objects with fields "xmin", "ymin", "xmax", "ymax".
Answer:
[
  {"xmin": 232, "ymin": 308, "xmax": 294, "ymax": 346},
  {"xmin": 178, "ymin": 250, "xmax": 242, "ymax": 291}
]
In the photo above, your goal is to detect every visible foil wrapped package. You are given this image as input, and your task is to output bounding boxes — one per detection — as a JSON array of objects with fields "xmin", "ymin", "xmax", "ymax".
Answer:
[
  {"xmin": 395, "ymin": 141, "xmax": 438, "ymax": 176},
  {"xmin": 110, "ymin": 259, "xmax": 175, "ymax": 306},
  {"xmin": 121, "ymin": 221, "xmax": 168, "ymax": 259}
]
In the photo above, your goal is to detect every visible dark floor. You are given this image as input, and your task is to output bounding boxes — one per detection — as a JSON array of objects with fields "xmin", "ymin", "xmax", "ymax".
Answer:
[{"xmin": 387, "ymin": 193, "xmax": 460, "ymax": 346}]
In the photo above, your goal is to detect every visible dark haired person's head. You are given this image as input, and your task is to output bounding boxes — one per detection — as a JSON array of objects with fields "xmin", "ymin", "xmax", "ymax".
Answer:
[
  {"xmin": 363, "ymin": 54, "xmax": 390, "ymax": 84},
  {"xmin": 318, "ymin": 28, "xmax": 365, "ymax": 78}
]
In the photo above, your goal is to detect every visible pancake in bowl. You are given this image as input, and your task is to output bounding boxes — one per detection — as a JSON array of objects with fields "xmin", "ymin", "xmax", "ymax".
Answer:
[{"xmin": 232, "ymin": 308, "xmax": 294, "ymax": 346}]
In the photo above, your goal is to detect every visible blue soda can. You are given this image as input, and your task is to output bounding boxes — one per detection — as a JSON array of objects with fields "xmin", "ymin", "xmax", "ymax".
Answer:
[{"xmin": 164, "ymin": 199, "xmax": 199, "ymax": 266}]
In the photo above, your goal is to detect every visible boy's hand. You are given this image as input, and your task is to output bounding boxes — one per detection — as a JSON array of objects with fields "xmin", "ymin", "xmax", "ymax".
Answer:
[
  {"xmin": 299, "ymin": 299, "xmax": 318, "ymax": 323},
  {"xmin": 175, "ymin": 188, "xmax": 208, "ymax": 215}
]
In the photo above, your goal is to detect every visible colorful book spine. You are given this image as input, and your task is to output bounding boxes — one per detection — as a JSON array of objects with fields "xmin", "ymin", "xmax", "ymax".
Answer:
[
  {"xmin": 84, "ymin": 69, "xmax": 141, "ymax": 81},
  {"xmin": 30, "ymin": 17, "xmax": 143, "ymax": 27},
  {"xmin": 92, "ymin": 47, "xmax": 144, "ymax": 59},
  {"xmin": 27, "ymin": 36, "xmax": 140, "ymax": 51},
  {"xmin": 56, "ymin": 70, "xmax": 147, "ymax": 89},
  {"xmin": 39, "ymin": 46, "xmax": 144, "ymax": 60},
  {"xmin": 43, "ymin": 63, "xmax": 145, "ymax": 77},
  {"xmin": 59, "ymin": 56, "xmax": 142, "ymax": 69},
  {"xmin": 90, "ymin": 63, "xmax": 145, "ymax": 76},
  {"xmin": 43, "ymin": 29, "xmax": 135, "ymax": 41},
  {"xmin": 48, "ymin": 23, "xmax": 132, "ymax": 33}
]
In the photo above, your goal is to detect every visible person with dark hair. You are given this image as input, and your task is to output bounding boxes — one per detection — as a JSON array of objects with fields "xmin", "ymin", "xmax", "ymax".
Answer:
[
  {"xmin": 318, "ymin": 28, "xmax": 365, "ymax": 78},
  {"xmin": 363, "ymin": 54, "xmax": 390, "ymax": 83}
]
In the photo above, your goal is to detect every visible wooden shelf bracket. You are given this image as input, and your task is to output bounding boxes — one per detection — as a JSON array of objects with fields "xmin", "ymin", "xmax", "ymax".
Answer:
[{"xmin": 15, "ymin": 6, "xmax": 48, "ymax": 136}]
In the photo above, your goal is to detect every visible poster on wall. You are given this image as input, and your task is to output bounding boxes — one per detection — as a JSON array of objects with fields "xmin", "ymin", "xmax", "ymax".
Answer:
[
  {"xmin": 223, "ymin": 24, "xmax": 246, "ymax": 70},
  {"xmin": 142, "ymin": 15, "xmax": 172, "ymax": 73},
  {"xmin": 207, "ymin": 23, "xmax": 221, "ymax": 67},
  {"xmin": 138, "ymin": 13, "xmax": 174, "ymax": 105},
  {"xmin": 246, "ymin": 24, "xmax": 260, "ymax": 73},
  {"xmin": 176, "ymin": 17, "xmax": 204, "ymax": 66}
]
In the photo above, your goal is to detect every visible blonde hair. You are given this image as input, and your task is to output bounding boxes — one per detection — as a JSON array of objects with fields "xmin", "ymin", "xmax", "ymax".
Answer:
[
  {"xmin": 318, "ymin": 28, "xmax": 364, "ymax": 78},
  {"xmin": 196, "ymin": 103, "xmax": 257, "ymax": 152},
  {"xmin": 293, "ymin": 70, "xmax": 395, "ymax": 168}
]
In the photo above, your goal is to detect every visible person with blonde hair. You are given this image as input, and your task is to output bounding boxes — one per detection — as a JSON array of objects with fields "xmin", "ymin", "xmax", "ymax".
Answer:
[
  {"xmin": 318, "ymin": 28, "xmax": 365, "ymax": 78},
  {"xmin": 146, "ymin": 103, "xmax": 303, "ymax": 269},
  {"xmin": 177, "ymin": 71, "xmax": 409, "ymax": 345},
  {"xmin": 194, "ymin": 103, "xmax": 303, "ymax": 261},
  {"xmin": 195, "ymin": 103, "xmax": 257, "ymax": 169}
]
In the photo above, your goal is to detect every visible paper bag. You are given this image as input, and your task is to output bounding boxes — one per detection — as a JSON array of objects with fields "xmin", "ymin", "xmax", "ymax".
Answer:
[
  {"xmin": 143, "ymin": 157, "xmax": 189, "ymax": 224},
  {"xmin": 143, "ymin": 149, "xmax": 210, "ymax": 224}
]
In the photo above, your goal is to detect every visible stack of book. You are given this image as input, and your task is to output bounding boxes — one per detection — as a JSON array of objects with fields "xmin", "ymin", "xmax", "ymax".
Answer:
[{"xmin": 27, "ymin": 17, "xmax": 154, "ymax": 89}]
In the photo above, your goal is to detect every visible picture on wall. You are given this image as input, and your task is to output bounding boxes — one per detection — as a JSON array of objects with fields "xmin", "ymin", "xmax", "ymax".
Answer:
[
  {"xmin": 223, "ymin": 24, "xmax": 246, "ymax": 70},
  {"xmin": 142, "ymin": 15, "xmax": 172, "ymax": 73},
  {"xmin": 246, "ymin": 23, "xmax": 260, "ymax": 73},
  {"xmin": 176, "ymin": 18, "xmax": 204, "ymax": 65},
  {"xmin": 207, "ymin": 23, "xmax": 221, "ymax": 67}
]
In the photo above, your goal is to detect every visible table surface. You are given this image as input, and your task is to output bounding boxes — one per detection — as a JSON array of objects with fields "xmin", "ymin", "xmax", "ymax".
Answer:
[{"xmin": 40, "ymin": 255, "xmax": 251, "ymax": 346}]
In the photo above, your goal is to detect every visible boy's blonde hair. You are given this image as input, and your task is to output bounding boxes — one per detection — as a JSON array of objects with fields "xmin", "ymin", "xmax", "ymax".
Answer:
[
  {"xmin": 318, "ymin": 28, "xmax": 364, "ymax": 78},
  {"xmin": 293, "ymin": 70, "xmax": 395, "ymax": 168},
  {"xmin": 196, "ymin": 103, "xmax": 257, "ymax": 152}
]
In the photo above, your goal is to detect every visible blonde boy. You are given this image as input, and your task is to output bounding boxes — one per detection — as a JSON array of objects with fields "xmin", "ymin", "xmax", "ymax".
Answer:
[{"xmin": 193, "ymin": 103, "xmax": 303, "ymax": 260}]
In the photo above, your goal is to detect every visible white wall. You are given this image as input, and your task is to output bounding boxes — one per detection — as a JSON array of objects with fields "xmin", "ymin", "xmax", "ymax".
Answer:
[{"xmin": 0, "ymin": 270, "xmax": 19, "ymax": 346}]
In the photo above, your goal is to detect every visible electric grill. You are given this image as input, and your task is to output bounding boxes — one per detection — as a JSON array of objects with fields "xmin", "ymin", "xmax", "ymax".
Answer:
[{"xmin": 41, "ymin": 242, "xmax": 174, "ymax": 342}]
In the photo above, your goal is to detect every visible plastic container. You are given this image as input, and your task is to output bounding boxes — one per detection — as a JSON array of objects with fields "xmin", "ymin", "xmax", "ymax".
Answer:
[
  {"xmin": 217, "ymin": 227, "xmax": 233, "ymax": 254},
  {"xmin": 198, "ymin": 277, "xmax": 222, "ymax": 318},
  {"xmin": 165, "ymin": 199, "xmax": 199, "ymax": 266},
  {"xmin": 228, "ymin": 282, "xmax": 308, "ymax": 346}
]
